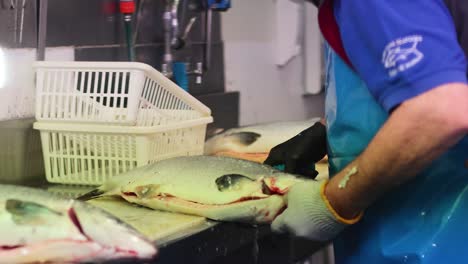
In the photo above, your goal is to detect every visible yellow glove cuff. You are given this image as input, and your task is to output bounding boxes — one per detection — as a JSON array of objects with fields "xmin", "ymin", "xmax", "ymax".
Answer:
[{"xmin": 320, "ymin": 181, "xmax": 363, "ymax": 225}]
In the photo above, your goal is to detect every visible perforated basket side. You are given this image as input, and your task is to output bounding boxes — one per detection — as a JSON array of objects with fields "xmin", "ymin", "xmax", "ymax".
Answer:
[
  {"xmin": 34, "ymin": 61, "xmax": 211, "ymax": 127},
  {"xmin": 35, "ymin": 63, "xmax": 146, "ymax": 125},
  {"xmin": 134, "ymin": 63, "xmax": 211, "ymax": 126},
  {"xmin": 36, "ymin": 119, "xmax": 211, "ymax": 185},
  {"xmin": 136, "ymin": 78, "xmax": 206, "ymax": 126},
  {"xmin": 39, "ymin": 130, "xmax": 140, "ymax": 185},
  {"xmin": 139, "ymin": 124, "xmax": 208, "ymax": 163}
]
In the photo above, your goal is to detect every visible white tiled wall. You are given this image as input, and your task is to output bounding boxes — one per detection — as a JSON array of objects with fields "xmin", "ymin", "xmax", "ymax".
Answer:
[
  {"xmin": 0, "ymin": 47, "xmax": 74, "ymax": 121},
  {"xmin": 222, "ymin": 0, "xmax": 324, "ymax": 126}
]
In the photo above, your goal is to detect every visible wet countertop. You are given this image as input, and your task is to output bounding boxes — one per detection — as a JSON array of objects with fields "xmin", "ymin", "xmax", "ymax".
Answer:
[
  {"xmin": 5, "ymin": 178, "xmax": 327, "ymax": 264},
  {"xmin": 100, "ymin": 219, "xmax": 326, "ymax": 264},
  {"xmin": 41, "ymin": 183, "xmax": 326, "ymax": 264},
  {"xmin": 155, "ymin": 221, "xmax": 325, "ymax": 264}
]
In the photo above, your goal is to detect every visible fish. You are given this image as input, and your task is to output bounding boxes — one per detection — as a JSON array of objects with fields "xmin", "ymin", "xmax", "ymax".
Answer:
[
  {"xmin": 0, "ymin": 184, "xmax": 157, "ymax": 264},
  {"xmin": 204, "ymin": 118, "xmax": 322, "ymax": 163},
  {"xmin": 78, "ymin": 156, "xmax": 310, "ymax": 223}
]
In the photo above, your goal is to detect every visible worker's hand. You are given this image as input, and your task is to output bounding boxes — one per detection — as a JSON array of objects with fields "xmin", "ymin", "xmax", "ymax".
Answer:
[
  {"xmin": 264, "ymin": 122, "xmax": 327, "ymax": 178},
  {"xmin": 271, "ymin": 180, "xmax": 362, "ymax": 241}
]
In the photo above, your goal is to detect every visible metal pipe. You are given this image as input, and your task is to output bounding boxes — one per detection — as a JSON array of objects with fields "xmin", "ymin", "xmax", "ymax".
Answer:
[
  {"xmin": 132, "ymin": 0, "xmax": 145, "ymax": 45},
  {"xmin": 182, "ymin": 17, "xmax": 196, "ymax": 41},
  {"xmin": 203, "ymin": 8, "xmax": 212, "ymax": 71},
  {"xmin": 18, "ymin": 0, "xmax": 26, "ymax": 44},
  {"xmin": 13, "ymin": 0, "xmax": 17, "ymax": 43},
  {"xmin": 119, "ymin": 0, "xmax": 136, "ymax": 61},
  {"xmin": 123, "ymin": 14, "xmax": 135, "ymax": 61},
  {"xmin": 37, "ymin": 0, "xmax": 48, "ymax": 61},
  {"xmin": 170, "ymin": 0, "xmax": 180, "ymax": 47},
  {"xmin": 162, "ymin": 0, "xmax": 173, "ymax": 77}
]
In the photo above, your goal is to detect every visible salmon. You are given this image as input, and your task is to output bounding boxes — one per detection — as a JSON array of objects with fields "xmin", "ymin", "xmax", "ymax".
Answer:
[
  {"xmin": 204, "ymin": 118, "xmax": 322, "ymax": 163},
  {"xmin": 79, "ymin": 156, "xmax": 311, "ymax": 223},
  {"xmin": 0, "ymin": 185, "xmax": 157, "ymax": 263}
]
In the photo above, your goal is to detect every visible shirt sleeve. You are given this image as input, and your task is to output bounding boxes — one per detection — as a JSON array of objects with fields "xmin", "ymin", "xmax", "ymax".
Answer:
[{"xmin": 334, "ymin": 0, "xmax": 467, "ymax": 112}]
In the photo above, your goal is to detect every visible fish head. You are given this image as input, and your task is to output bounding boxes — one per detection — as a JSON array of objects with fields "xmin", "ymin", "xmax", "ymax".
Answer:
[
  {"xmin": 78, "ymin": 166, "xmax": 162, "ymax": 201},
  {"xmin": 71, "ymin": 201, "xmax": 157, "ymax": 260},
  {"xmin": 0, "ymin": 199, "xmax": 87, "ymax": 246},
  {"xmin": 0, "ymin": 185, "xmax": 157, "ymax": 263}
]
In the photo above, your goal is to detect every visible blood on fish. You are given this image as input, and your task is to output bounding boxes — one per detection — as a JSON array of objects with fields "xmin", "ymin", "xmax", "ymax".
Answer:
[
  {"xmin": 138, "ymin": 195, "xmax": 267, "ymax": 209},
  {"xmin": 264, "ymin": 177, "xmax": 289, "ymax": 194},
  {"xmin": 266, "ymin": 178, "xmax": 282, "ymax": 193},
  {"xmin": 273, "ymin": 206, "xmax": 287, "ymax": 219},
  {"xmin": 233, "ymin": 197, "xmax": 263, "ymax": 203},
  {"xmin": 270, "ymin": 186, "xmax": 289, "ymax": 194},
  {"xmin": 115, "ymin": 248, "xmax": 139, "ymax": 256},
  {"xmin": 142, "ymin": 192, "xmax": 262, "ymax": 206},
  {"xmin": 0, "ymin": 245, "xmax": 22, "ymax": 250},
  {"xmin": 123, "ymin": 192, "xmax": 137, "ymax": 197},
  {"xmin": 68, "ymin": 208, "xmax": 85, "ymax": 237}
]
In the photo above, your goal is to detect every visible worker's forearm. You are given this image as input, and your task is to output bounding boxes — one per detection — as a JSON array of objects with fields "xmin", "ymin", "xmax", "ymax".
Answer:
[{"xmin": 324, "ymin": 83, "xmax": 468, "ymax": 218}]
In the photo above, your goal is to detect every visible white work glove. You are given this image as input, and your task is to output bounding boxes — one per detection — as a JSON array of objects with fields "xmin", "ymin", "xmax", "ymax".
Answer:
[{"xmin": 271, "ymin": 180, "xmax": 362, "ymax": 241}]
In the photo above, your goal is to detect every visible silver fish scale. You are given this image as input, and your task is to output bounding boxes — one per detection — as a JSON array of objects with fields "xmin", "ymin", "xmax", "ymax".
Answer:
[
  {"xmin": 124, "ymin": 156, "xmax": 277, "ymax": 184},
  {"xmin": 0, "ymin": 185, "xmax": 74, "ymax": 212}
]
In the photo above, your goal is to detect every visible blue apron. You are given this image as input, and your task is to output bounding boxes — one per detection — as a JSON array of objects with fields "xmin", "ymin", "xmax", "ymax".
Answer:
[{"xmin": 325, "ymin": 44, "xmax": 468, "ymax": 264}]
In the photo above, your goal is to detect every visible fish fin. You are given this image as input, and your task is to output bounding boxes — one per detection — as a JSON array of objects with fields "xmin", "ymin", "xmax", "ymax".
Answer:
[
  {"xmin": 133, "ymin": 184, "xmax": 161, "ymax": 198},
  {"xmin": 76, "ymin": 188, "xmax": 105, "ymax": 201},
  {"xmin": 206, "ymin": 127, "xmax": 226, "ymax": 139},
  {"xmin": 6, "ymin": 199, "xmax": 62, "ymax": 215},
  {"xmin": 228, "ymin": 132, "xmax": 261, "ymax": 146}
]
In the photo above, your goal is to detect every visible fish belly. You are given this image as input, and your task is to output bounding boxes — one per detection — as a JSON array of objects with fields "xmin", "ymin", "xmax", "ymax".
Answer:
[
  {"xmin": 0, "ymin": 240, "xmax": 103, "ymax": 264},
  {"xmin": 122, "ymin": 194, "xmax": 285, "ymax": 223}
]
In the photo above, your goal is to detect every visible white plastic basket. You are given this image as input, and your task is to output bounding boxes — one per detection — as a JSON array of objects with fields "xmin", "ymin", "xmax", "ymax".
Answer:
[
  {"xmin": 34, "ymin": 61, "xmax": 211, "ymax": 126},
  {"xmin": 33, "ymin": 117, "xmax": 213, "ymax": 185}
]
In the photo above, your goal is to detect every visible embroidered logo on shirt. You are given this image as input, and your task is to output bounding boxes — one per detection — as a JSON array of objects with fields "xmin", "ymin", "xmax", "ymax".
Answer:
[{"xmin": 382, "ymin": 35, "xmax": 424, "ymax": 77}]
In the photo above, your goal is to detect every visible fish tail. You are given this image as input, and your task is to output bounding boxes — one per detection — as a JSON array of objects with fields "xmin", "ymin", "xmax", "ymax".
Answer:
[{"xmin": 76, "ymin": 188, "xmax": 105, "ymax": 201}]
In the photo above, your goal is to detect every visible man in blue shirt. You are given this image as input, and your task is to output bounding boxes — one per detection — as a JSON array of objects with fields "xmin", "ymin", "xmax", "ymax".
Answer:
[{"xmin": 265, "ymin": 1, "xmax": 468, "ymax": 263}]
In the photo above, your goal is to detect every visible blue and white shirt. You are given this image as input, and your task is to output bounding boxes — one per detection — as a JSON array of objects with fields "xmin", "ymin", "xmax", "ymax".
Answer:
[{"xmin": 319, "ymin": 0, "xmax": 468, "ymax": 111}]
